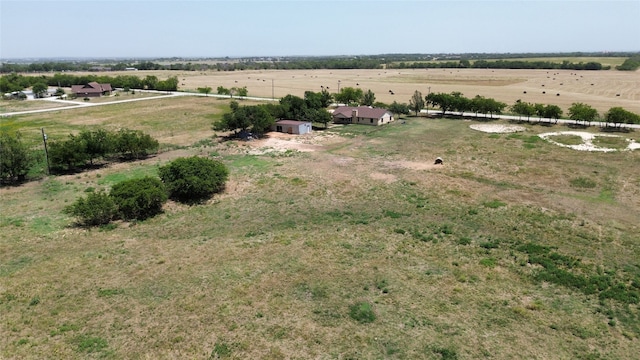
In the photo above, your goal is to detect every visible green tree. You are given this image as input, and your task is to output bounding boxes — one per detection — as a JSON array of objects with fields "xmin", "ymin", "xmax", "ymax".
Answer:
[
  {"xmin": 110, "ymin": 177, "xmax": 167, "ymax": 221},
  {"xmin": 470, "ymin": 95, "xmax": 487, "ymax": 117},
  {"xmin": 605, "ymin": 107, "xmax": 640, "ymax": 128},
  {"xmin": 409, "ymin": 90, "xmax": 424, "ymax": 116},
  {"xmin": 485, "ymin": 98, "xmax": 507, "ymax": 118},
  {"xmin": 231, "ymin": 86, "xmax": 248, "ymax": 97},
  {"xmin": 243, "ymin": 105, "xmax": 275, "ymax": 135},
  {"xmin": 217, "ymin": 86, "xmax": 230, "ymax": 95},
  {"xmin": 362, "ymin": 89, "xmax": 376, "ymax": 106},
  {"xmin": 197, "ymin": 86, "xmax": 212, "ymax": 96},
  {"xmin": 319, "ymin": 88, "xmax": 333, "ymax": 107},
  {"xmin": 143, "ymin": 75, "xmax": 158, "ymax": 90},
  {"xmin": 304, "ymin": 91, "xmax": 323, "ymax": 110},
  {"xmin": 534, "ymin": 103, "xmax": 546, "ymax": 122},
  {"xmin": 450, "ymin": 92, "xmax": 470, "ymax": 115},
  {"xmin": 280, "ymin": 94, "xmax": 307, "ymax": 119},
  {"xmin": 568, "ymin": 102, "xmax": 599, "ymax": 126},
  {"xmin": 303, "ymin": 108, "xmax": 332, "ymax": 128},
  {"xmin": 426, "ymin": 92, "xmax": 456, "ymax": 116},
  {"xmin": 48, "ymin": 135, "xmax": 88, "ymax": 172},
  {"xmin": 543, "ymin": 105, "xmax": 563, "ymax": 124},
  {"xmin": 510, "ymin": 100, "xmax": 536, "ymax": 122},
  {"xmin": 388, "ymin": 101, "xmax": 410, "ymax": 116},
  {"xmin": 114, "ymin": 129, "xmax": 159, "ymax": 159},
  {"xmin": 78, "ymin": 129, "xmax": 114, "ymax": 165},
  {"xmin": 0, "ymin": 131, "xmax": 32, "ymax": 183},
  {"xmin": 156, "ymin": 76, "xmax": 178, "ymax": 91},
  {"xmin": 334, "ymin": 87, "xmax": 363, "ymax": 105},
  {"xmin": 616, "ymin": 56, "xmax": 640, "ymax": 71},
  {"xmin": 159, "ymin": 156, "xmax": 229, "ymax": 203},
  {"xmin": 31, "ymin": 82, "xmax": 48, "ymax": 98},
  {"xmin": 64, "ymin": 190, "xmax": 117, "ymax": 226},
  {"xmin": 213, "ymin": 103, "xmax": 275, "ymax": 136}
]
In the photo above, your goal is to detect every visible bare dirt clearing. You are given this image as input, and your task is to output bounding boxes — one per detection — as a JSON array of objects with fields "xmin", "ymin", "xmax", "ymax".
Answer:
[
  {"xmin": 470, "ymin": 124, "xmax": 527, "ymax": 133},
  {"xmin": 539, "ymin": 131, "xmax": 640, "ymax": 152},
  {"xmin": 242, "ymin": 131, "xmax": 339, "ymax": 154}
]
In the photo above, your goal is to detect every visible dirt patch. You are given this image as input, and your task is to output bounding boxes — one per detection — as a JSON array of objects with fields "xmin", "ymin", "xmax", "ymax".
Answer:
[
  {"xmin": 538, "ymin": 131, "xmax": 639, "ymax": 152},
  {"xmin": 370, "ymin": 172, "xmax": 397, "ymax": 183},
  {"xmin": 383, "ymin": 160, "xmax": 445, "ymax": 171},
  {"xmin": 470, "ymin": 124, "xmax": 526, "ymax": 133},
  {"xmin": 244, "ymin": 131, "xmax": 334, "ymax": 154}
]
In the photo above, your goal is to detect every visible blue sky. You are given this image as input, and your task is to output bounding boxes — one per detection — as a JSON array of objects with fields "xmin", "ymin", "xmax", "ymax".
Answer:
[{"xmin": 1, "ymin": 0, "xmax": 638, "ymax": 59}]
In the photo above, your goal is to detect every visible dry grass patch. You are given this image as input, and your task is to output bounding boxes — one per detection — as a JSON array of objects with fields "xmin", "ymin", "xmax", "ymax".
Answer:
[
  {"xmin": 1, "ymin": 96, "xmax": 639, "ymax": 359},
  {"xmin": 0, "ymin": 99, "xmax": 73, "ymax": 112}
]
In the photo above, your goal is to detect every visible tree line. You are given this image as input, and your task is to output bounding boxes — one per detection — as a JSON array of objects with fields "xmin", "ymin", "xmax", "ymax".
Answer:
[
  {"xmin": 395, "ymin": 59, "xmax": 607, "ymax": 70},
  {"xmin": 8, "ymin": 52, "xmax": 640, "ymax": 73},
  {"xmin": 616, "ymin": 56, "xmax": 640, "ymax": 71},
  {"xmin": 0, "ymin": 73, "xmax": 179, "ymax": 94},
  {"xmin": 412, "ymin": 90, "xmax": 640, "ymax": 127},
  {"xmin": 0, "ymin": 128, "xmax": 158, "ymax": 184}
]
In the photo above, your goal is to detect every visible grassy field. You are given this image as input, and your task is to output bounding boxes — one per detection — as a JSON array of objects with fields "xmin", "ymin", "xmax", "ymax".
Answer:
[
  {"xmin": 22, "ymin": 65, "xmax": 640, "ymax": 116},
  {"xmin": 1, "ymin": 94, "xmax": 639, "ymax": 359}
]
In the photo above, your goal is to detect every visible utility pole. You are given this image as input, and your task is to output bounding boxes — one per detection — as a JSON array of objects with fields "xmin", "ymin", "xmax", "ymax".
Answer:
[
  {"xmin": 41, "ymin": 128, "xmax": 50, "ymax": 175},
  {"xmin": 272, "ymin": 79, "xmax": 274, "ymax": 100}
]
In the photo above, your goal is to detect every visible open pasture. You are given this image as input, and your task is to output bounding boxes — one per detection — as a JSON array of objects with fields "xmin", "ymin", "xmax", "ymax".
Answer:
[
  {"xmin": 68, "ymin": 66, "xmax": 640, "ymax": 115},
  {"xmin": 1, "ymin": 93, "xmax": 640, "ymax": 358}
]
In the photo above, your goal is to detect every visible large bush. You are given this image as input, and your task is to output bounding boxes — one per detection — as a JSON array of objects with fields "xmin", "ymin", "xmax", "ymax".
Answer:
[
  {"xmin": 110, "ymin": 177, "xmax": 167, "ymax": 220},
  {"xmin": 114, "ymin": 129, "xmax": 159, "ymax": 160},
  {"xmin": 159, "ymin": 156, "xmax": 229, "ymax": 203},
  {"xmin": 0, "ymin": 131, "xmax": 32, "ymax": 183},
  {"xmin": 48, "ymin": 135, "xmax": 89, "ymax": 172},
  {"xmin": 63, "ymin": 190, "xmax": 117, "ymax": 226}
]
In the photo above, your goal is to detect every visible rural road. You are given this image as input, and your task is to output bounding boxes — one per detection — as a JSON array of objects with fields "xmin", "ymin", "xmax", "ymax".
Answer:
[
  {"xmin": 0, "ymin": 89, "xmax": 277, "ymax": 117},
  {"xmin": 2, "ymin": 91, "xmax": 638, "ymax": 129}
]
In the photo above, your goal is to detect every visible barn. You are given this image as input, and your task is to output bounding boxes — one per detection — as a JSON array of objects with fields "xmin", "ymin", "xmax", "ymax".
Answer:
[{"xmin": 272, "ymin": 120, "xmax": 312, "ymax": 135}]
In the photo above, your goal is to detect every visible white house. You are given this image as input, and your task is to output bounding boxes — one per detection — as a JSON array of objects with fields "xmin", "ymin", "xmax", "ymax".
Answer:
[{"xmin": 271, "ymin": 120, "xmax": 312, "ymax": 135}]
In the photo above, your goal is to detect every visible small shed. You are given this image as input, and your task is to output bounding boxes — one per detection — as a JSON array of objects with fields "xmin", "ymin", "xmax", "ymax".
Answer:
[{"xmin": 272, "ymin": 120, "xmax": 312, "ymax": 135}]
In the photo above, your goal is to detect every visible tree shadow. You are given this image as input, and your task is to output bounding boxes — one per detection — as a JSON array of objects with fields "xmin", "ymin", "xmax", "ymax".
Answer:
[{"xmin": 600, "ymin": 126, "xmax": 632, "ymax": 133}]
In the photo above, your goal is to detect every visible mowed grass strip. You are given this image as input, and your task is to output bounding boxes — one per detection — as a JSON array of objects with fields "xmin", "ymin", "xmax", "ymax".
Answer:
[{"xmin": 1, "ymin": 99, "xmax": 639, "ymax": 358}]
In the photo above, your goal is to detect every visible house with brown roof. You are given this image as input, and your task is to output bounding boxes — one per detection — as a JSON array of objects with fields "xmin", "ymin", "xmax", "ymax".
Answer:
[
  {"xmin": 332, "ymin": 106, "xmax": 394, "ymax": 126},
  {"xmin": 71, "ymin": 82, "xmax": 112, "ymax": 97}
]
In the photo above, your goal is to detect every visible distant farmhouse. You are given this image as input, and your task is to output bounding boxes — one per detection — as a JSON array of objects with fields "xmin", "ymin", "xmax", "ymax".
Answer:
[
  {"xmin": 332, "ymin": 106, "xmax": 394, "ymax": 126},
  {"xmin": 71, "ymin": 82, "xmax": 112, "ymax": 97},
  {"xmin": 272, "ymin": 120, "xmax": 312, "ymax": 135}
]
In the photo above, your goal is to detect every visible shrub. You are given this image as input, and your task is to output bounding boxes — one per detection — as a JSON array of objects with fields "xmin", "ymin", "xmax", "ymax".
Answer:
[
  {"xmin": 114, "ymin": 129, "xmax": 159, "ymax": 160},
  {"xmin": 48, "ymin": 135, "xmax": 88, "ymax": 172},
  {"xmin": 110, "ymin": 177, "xmax": 167, "ymax": 220},
  {"xmin": 349, "ymin": 301, "xmax": 376, "ymax": 323},
  {"xmin": 64, "ymin": 190, "xmax": 117, "ymax": 226},
  {"xmin": 457, "ymin": 237, "xmax": 471, "ymax": 245},
  {"xmin": 0, "ymin": 131, "xmax": 32, "ymax": 183},
  {"xmin": 570, "ymin": 177, "xmax": 597, "ymax": 189},
  {"xmin": 159, "ymin": 156, "xmax": 229, "ymax": 203},
  {"xmin": 483, "ymin": 199, "xmax": 507, "ymax": 208}
]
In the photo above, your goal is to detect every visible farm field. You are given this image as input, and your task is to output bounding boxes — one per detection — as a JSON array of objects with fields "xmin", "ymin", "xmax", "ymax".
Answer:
[
  {"xmin": 1, "ymin": 91, "xmax": 640, "ymax": 358},
  {"xmin": 29, "ymin": 66, "xmax": 640, "ymax": 116}
]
